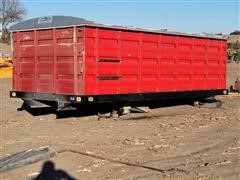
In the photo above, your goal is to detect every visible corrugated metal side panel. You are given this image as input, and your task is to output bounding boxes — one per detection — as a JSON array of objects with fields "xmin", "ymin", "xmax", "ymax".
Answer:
[
  {"xmin": 76, "ymin": 27, "xmax": 85, "ymax": 95},
  {"xmin": 12, "ymin": 27, "xmax": 84, "ymax": 95},
  {"xmin": 36, "ymin": 29, "xmax": 54, "ymax": 93},
  {"xmin": 12, "ymin": 32, "xmax": 19, "ymax": 91},
  {"xmin": 55, "ymin": 28, "xmax": 75, "ymax": 94},
  {"xmin": 13, "ymin": 31, "xmax": 35, "ymax": 92},
  {"xmin": 84, "ymin": 27, "xmax": 226, "ymax": 95}
]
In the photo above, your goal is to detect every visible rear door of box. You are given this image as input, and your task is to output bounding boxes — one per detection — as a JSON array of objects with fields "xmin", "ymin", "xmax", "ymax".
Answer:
[{"xmin": 12, "ymin": 27, "xmax": 84, "ymax": 95}]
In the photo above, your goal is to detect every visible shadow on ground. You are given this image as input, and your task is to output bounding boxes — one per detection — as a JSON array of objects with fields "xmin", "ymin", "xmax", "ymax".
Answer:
[
  {"xmin": 32, "ymin": 161, "xmax": 76, "ymax": 180},
  {"xmin": 18, "ymin": 99, "xmax": 195, "ymax": 119}
]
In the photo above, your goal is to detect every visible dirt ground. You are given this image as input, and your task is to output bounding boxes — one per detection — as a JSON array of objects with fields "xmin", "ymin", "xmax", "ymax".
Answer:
[{"xmin": 0, "ymin": 62, "xmax": 239, "ymax": 180}]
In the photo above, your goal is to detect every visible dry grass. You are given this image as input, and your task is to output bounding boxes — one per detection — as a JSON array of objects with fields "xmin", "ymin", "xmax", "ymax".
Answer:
[{"xmin": 0, "ymin": 43, "xmax": 11, "ymax": 55}]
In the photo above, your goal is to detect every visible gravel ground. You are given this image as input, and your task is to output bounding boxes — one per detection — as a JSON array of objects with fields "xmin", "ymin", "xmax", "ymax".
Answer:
[{"xmin": 0, "ymin": 62, "xmax": 239, "ymax": 180}]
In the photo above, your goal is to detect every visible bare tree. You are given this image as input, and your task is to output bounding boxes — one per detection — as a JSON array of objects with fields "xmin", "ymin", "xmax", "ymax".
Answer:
[{"xmin": 0, "ymin": 0, "xmax": 26, "ymax": 42}]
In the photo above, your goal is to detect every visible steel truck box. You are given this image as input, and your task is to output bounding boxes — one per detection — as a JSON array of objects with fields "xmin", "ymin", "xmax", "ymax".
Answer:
[{"xmin": 10, "ymin": 16, "xmax": 227, "ymax": 110}]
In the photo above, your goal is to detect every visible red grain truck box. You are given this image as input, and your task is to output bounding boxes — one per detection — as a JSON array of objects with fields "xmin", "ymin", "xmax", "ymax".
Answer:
[{"xmin": 10, "ymin": 16, "xmax": 227, "ymax": 110}]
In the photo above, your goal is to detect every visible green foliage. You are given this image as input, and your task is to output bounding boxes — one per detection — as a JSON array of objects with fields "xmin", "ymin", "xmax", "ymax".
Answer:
[
  {"xmin": 230, "ymin": 30, "xmax": 240, "ymax": 35},
  {"xmin": 228, "ymin": 41, "xmax": 240, "ymax": 50},
  {"xmin": 228, "ymin": 41, "xmax": 240, "ymax": 62}
]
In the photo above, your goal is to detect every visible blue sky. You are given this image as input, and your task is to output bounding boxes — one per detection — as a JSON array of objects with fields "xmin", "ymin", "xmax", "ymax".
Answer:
[{"xmin": 21, "ymin": 0, "xmax": 239, "ymax": 34}]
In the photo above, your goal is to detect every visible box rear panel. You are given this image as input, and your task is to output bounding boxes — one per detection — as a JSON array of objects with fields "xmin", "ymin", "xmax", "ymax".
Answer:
[{"xmin": 12, "ymin": 27, "xmax": 84, "ymax": 95}]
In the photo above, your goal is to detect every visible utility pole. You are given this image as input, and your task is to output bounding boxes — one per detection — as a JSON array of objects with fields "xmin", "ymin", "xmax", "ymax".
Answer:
[{"xmin": 164, "ymin": 14, "xmax": 169, "ymax": 30}]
